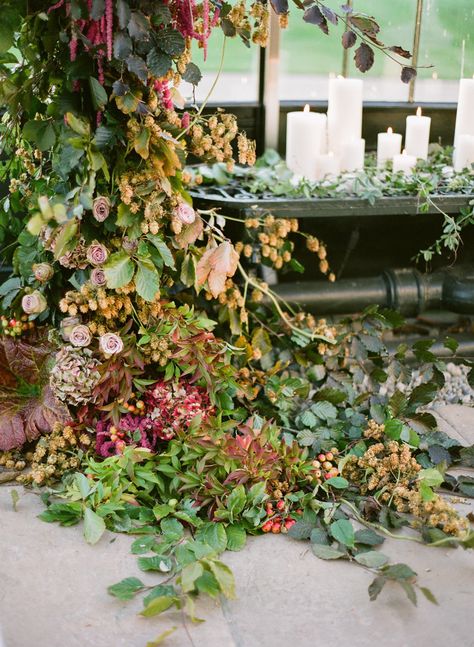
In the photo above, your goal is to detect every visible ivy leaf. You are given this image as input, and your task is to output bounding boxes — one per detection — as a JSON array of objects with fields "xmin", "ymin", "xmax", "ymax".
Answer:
[
  {"xmin": 135, "ymin": 258, "xmax": 160, "ymax": 302},
  {"xmin": 126, "ymin": 55, "xmax": 148, "ymax": 83},
  {"xmin": 354, "ymin": 43, "xmax": 374, "ymax": 73},
  {"xmin": 330, "ymin": 519, "xmax": 355, "ymax": 547},
  {"xmin": 196, "ymin": 522, "xmax": 227, "ymax": 553},
  {"xmin": 117, "ymin": 0, "xmax": 131, "ymax": 29},
  {"xmin": 355, "ymin": 551, "xmax": 389, "ymax": 568},
  {"xmin": 342, "ymin": 30, "xmax": 357, "ymax": 48},
  {"xmin": 147, "ymin": 48, "xmax": 172, "ymax": 77},
  {"xmin": 108, "ymin": 577, "xmax": 144, "ymax": 600},
  {"xmin": 206, "ymin": 560, "xmax": 235, "ymax": 598},
  {"xmin": 225, "ymin": 524, "xmax": 247, "ymax": 551},
  {"xmin": 89, "ymin": 76, "xmax": 108, "ymax": 110},
  {"xmin": 226, "ymin": 485, "xmax": 246, "ymax": 519},
  {"xmin": 401, "ymin": 66, "xmax": 417, "ymax": 84},
  {"xmin": 103, "ymin": 251, "xmax": 135, "ymax": 289},
  {"xmin": 83, "ymin": 507, "xmax": 106, "ymax": 545},
  {"xmin": 114, "ymin": 32, "xmax": 132, "ymax": 60},
  {"xmin": 156, "ymin": 28, "xmax": 185, "ymax": 56},
  {"xmin": 368, "ymin": 575, "xmax": 386, "ymax": 601},
  {"xmin": 311, "ymin": 543, "xmax": 345, "ymax": 560},
  {"xmin": 303, "ymin": 6, "xmax": 329, "ymax": 34},
  {"xmin": 128, "ymin": 11, "xmax": 150, "ymax": 40},
  {"xmin": 182, "ymin": 62, "xmax": 202, "ymax": 86}
]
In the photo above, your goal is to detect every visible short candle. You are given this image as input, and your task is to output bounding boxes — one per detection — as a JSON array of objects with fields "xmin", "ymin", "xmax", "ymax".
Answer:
[
  {"xmin": 286, "ymin": 104, "xmax": 327, "ymax": 181},
  {"xmin": 393, "ymin": 149, "xmax": 417, "ymax": 175},
  {"xmin": 405, "ymin": 107, "xmax": 431, "ymax": 160},
  {"xmin": 454, "ymin": 134, "xmax": 474, "ymax": 172},
  {"xmin": 377, "ymin": 127, "xmax": 402, "ymax": 168}
]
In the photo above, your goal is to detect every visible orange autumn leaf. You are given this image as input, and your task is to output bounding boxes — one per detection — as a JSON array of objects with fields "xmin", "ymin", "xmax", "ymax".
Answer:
[{"xmin": 196, "ymin": 241, "xmax": 239, "ymax": 298}]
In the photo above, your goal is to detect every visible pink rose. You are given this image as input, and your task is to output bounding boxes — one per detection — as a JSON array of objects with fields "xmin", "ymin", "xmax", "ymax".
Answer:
[
  {"xmin": 21, "ymin": 290, "xmax": 47, "ymax": 315},
  {"xmin": 90, "ymin": 268, "xmax": 107, "ymax": 287},
  {"xmin": 33, "ymin": 263, "xmax": 54, "ymax": 283},
  {"xmin": 92, "ymin": 196, "xmax": 111, "ymax": 223},
  {"xmin": 70, "ymin": 324, "xmax": 92, "ymax": 348},
  {"xmin": 86, "ymin": 241, "xmax": 108, "ymax": 266},
  {"xmin": 99, "ymin": 332, "xmax": 124, "ymax": 356},
  {"xmin": 60, "ymin": 316, "xmax": 81, "ymax": 341},
  {"xmin": 175, "ymin": 202, "xmax": 196, "ymax": 225}
]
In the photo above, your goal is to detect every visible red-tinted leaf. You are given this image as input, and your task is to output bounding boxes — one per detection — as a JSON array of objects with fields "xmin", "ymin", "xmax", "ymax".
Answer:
[
  {"xmin": 321, "ymin": 5, "xmax": 338, "ymax": 25},
  {"xmin": 303, "ymin": 6, "xmax": 329, "ymax": 34},
  {"xmin": 342, "ymin": 30, "xmax": 357, "ymax": 49},
  {"xmin": 401, "ymin": 66, "xmax": 417, "ymax": 83},
  {"xmin": 23, "ymin": 386, "xmax": 69, "ymax": 442},
  {"xmin": 365, "ymin": 33, "xmax": 385, "ymax": 47},
  {"xmin": 354, "ymin": 42, "xmax": 374, "ymax": 73},
  {"xmin": 3, "ymin": 337, "xmax": 50, "ymax": 384},
  {"xmin": 175, "ymin": 215, "xmax": 204, "ymax": 249},
  {"xmin": 270, "ymin": 0, "xmax": 288, "ymax": 15},
  {"xmin": 389, "ymin": 45, "xmax": 412, "ymax": 59}
]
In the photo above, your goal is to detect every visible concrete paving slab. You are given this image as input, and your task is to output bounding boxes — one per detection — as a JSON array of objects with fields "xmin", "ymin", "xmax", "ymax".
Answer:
[
  {"xmin": 434, "ymin": 405, "xmax": 474, "ymax": 447},
  {"xmin": 1, "ymin": 485, "xmax": 473, "ymax": 647}
]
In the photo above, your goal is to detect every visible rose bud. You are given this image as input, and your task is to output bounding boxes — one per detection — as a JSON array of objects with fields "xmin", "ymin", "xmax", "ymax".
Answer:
[
  {"xmin": 90, "ymin": 268, "xmax": 107, "ymax": 287},
  {"xmin": 174, "ymin": 202, "xmax": 196, "ymax": 225},
  {"xmin": 21, "ymin": 290, "xmax": 47, "ymax": 315},
  {"xmin": 92, "ymin": 196, "xmax": 111, "ymax": 223},
  {"xmin": 32, "ymin": 262, "xmax": 54, "ymax": 283}
]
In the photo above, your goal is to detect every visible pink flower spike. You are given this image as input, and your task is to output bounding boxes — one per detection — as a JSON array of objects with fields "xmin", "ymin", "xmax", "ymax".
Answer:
[
  {"xmin": 105, "ymin": 0, "xmax": 113, "ymax": 61},
  {"xmin": 48, "ymin": 0, "xmax": 65, "ymax": 14},
  {"xmin": 69, "ymin": 37, "xmax": 78, "ymax": 62}
]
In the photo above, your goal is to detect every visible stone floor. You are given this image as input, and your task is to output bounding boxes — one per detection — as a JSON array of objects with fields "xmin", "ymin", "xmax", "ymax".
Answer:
[{"xmin": 1, "ymin": 405, "xmax": 473, "ymax": 647}]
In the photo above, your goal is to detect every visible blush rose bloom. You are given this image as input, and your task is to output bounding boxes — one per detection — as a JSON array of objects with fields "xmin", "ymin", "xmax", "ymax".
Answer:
[
  {"xmin": 99, "ymin": 332, "xmax": 124, "ymax": 356},
  {"xmin": 70, "ymin": 324, "xmax": 92, "ymax": 348},
  {"xmin": 60, "ymin": 316, "xmax": 81, "ymax": 341},
  {"xmin": 86, "ymin": 241, "xmax": 108, "ymax": 266},
  {"xmin": 175, "ymin": 202, "xmax": 196, "ymax": 225},
  {"xmin": 90, "ymin": 268, "xmax": 107, "ymax": 287},
  {"xmin": 92, "ymin": 196, "xmax": 111, "ymax": 223},
  {"xmin": 33, "ymin": 262, "xmax": 54, "ymax": 283},
  {"xmin": 21, "ymin": 290, "xmax": 48, "ymax": 315}
]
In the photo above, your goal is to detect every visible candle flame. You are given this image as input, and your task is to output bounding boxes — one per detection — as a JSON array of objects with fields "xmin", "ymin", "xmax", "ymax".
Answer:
[
  {"xmin": 303, "ymin": 104, "xmax": 310, "ymax": 113},
  {"xmin": 416, "ymin": 107, "xmax": 422, "ymax": 117},
  {"xmin": 388, "ymin": 127, "xmax": 393, "ymax": 134},
  {"xmin": 328, "ymin": 152, "xmax": 334, "ymax": 158}
]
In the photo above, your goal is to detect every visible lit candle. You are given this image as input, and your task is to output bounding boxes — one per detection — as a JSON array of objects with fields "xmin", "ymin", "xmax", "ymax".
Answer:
[
  {"xmin": 314, "ymin": 152, "xmax": 340, "ymax": 180},
  {"xmin": 286, "ymin": 105, "xmax": 327, "ymax": 180},
  {"xmin": 341, "ymin": 138, "xmax": 365, "ymax": 172},
  {"xmin": 393, "ymin": 149, "xmax": 417, "ymax": 175},
  {"xmin": 377, "ymin": 127, "xmax": 402, "ymax": 168},
  {"xmin": 405, "ymin": 107, "xmax": 431, "ymax": 160},
  {"xmin": 327, "ymin": 76, "xmax": 363, "ymax": 156},
  {"xmin": 454, "ymin": 134, "xmax": 474, "ymax": 172},
  {"xmin": 453, "ymin": 77, "xmax": 474, "ymax": 165}
]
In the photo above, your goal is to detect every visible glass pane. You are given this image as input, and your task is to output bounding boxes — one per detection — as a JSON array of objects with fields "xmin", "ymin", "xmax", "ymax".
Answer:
[
  {"xmin": 415, "ymin": 0, "xmax": 474, "ymax": 102},
  {"xmin": 279, "ymin": 2, "xmax": 416, "ymax": 101},
  {"xmin": 181, "ymin": 30, "xmax": 259, "ymax": 103}
]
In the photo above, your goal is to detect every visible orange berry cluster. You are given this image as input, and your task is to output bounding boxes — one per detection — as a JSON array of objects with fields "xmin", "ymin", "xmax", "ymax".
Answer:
[
  {"xmin": 311, "ymin": 449, "xmax": 340, "ymax": 482},
  {"xmin": 261, "ymin": 499, "xmax": 299, "ymax": 534}
]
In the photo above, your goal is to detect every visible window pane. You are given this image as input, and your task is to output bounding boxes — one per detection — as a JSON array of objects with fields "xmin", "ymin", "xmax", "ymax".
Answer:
[
  {"xmin": 279, "ymin": 2, "xmax": 416, "ymax": 101},
  {"xmin": 182, "ymin": 30, "xmax": 259, "ymax": 103},
  {"xmin": 415, "ymin": 0, "xmax": 474, "ymax": 102}
]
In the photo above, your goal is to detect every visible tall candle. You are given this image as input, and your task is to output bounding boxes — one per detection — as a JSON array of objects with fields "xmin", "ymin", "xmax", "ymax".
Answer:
[
  {"xmin": 405, "ymin": 107, "xmax": 431, "ymax": 160},
  {"xmin": 453, "ymin": 78, "xmax": 474, "ymax": 166},
  {"xmin": 341, "ymin": 138, "xmax": 365, "ymax": 172},
  {"xmin": 327, "ymin": 77, "xmax": 363, "ymax": 156},
  {"xmin": 314, "ymin": 152, "xmax": 340, "ymax": 180},
  {"xmin": 377, "ymin": 127, "xmax": 402, "ymax": 168},
  {"xmin": 286, "ymin": 105, "xmax": 327, "ymax": 180},
  {"xmin": 454, "ymin": 134, "xmax": 474, "ymax": 172},
  {"xmin": 393, "ymin": 149, "xmax": 417, "ymax": 175}
]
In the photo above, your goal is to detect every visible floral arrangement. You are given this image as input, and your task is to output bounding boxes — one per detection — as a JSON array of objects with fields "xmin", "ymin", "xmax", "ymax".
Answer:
[{"xmin": 0, "ymin": 0, "xmax": 472, "ymax": 640}]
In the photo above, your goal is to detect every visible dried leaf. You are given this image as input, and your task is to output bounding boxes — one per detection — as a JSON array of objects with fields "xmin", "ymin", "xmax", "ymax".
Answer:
[
  {"xmin": 389, "ymin": 45, "xmax": 412, "ymax": 59},
  {"xmin": 196, "ymin": 242, "xmax": 239, "ymax": 298},
  {"xmin": 401, "ymin": 66, "xmax": 417, "ymax": 83},
  {"xmin": 354, "ymin": 42, "xmax": 374, "ymax": 73},
  {"xmin": 303, "ymin": 5, "xmax": 329, "ymax": 33},
  {"xmin": 321, "ymin": 5, "xmax": 338, "ymax": 25},
  {"xmin": 341, "ymin": 30, "xmax": 357, "ymax": 49},
  {"xmin": 269, "ymin": 0, "xmax": 288, "ymax": 15},
  {"xmin": 175, "ymin": 214, "xmax": 204, "ymax": 249}
]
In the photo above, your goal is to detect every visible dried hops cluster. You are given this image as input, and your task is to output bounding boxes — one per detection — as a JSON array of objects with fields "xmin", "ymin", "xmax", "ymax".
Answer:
[
  {"xmin": 50, "ymin": 346, "xmax": 101, "ymax": 406},
  {"xmin": 18, "ymin": 423, "xmax": 90, "ymax": 486},
  {"xmin": 306, "ymin": 235, "xmax": 334, "ymax": 279},
  {"xmin": 59, "ymin": 285, "xmax": 133, "ymax": 322},
  {"xmin": 238, "ymin": 215, "xmax": 299, "ymax": 270}
]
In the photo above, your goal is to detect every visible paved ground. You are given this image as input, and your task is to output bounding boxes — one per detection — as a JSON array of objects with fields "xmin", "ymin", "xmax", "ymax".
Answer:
[{"xmin": 1, "ymin": 404, "xmax": 473, "ymax": 647}]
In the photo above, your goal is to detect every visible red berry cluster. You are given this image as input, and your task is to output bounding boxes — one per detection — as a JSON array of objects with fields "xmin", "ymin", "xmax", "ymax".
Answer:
[
  {"xmin": 261, "ymin": 500, "xmax": 300, "ymax": 534},
  {"xmin": 1, "ymin": 315, "xmax": 35, "ymax": 338}
]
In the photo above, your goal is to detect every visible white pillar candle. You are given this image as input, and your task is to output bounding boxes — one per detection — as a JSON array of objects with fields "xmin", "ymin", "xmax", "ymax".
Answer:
[
  {"xmin": 314, "ymin": 152, "xmax": 340, "ymax": 180},
  {"xmin": 405, "ymin": 107, "xmax": 431, "ymax": 160},
  {"xmin": 454, "ymin": 134, "xmax": 474, "ymax": 172},
  {"xmin": 341, "ymin": 138, "xmax": 365, "ymax": 172},
  {"xmin": 393, "ymin": 149, "xmax": 417, "ymax": 175},
  {"xmin": 377, "ymin": 127, "xmax": 402, "ymax": 168},
  {"xmin": 454, "ymin": 78, "xmax": 474, "ymax": 150},
  {"xmin": 327, "ymin": 77, "xmax": 363, "ymax": 156},
  {"xmin": 286, "ymin": 105, "xmax": 327, "ymax": 180}
]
